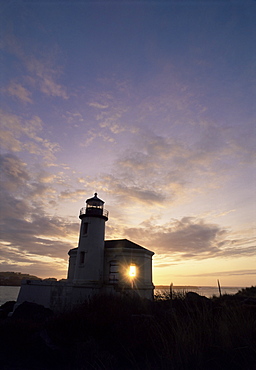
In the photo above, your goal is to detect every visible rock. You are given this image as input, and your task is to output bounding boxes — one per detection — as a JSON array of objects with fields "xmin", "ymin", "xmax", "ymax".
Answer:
[
  {"xmin": 11, "ymin": 301, "xmax": 53, "ymax": 322},
  {"xmin": 185, "ymin": 292, "xmax": 212, "ymax": 308},
  {"xmin": 0, "ymin": 301, "xmax": 16, "ymax": 318},
  {"xmin": 186, "ymin": 291, "xmax": 208, "ymax": 300}
]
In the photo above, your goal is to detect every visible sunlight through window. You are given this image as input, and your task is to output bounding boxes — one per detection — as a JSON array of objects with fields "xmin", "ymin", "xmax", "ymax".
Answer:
[{"xmin": 129, "ymin": 264, "xmax": 136, "ymax": 277}]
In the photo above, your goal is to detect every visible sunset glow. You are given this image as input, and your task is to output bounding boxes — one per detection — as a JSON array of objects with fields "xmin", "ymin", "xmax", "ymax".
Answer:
[{"xmin": 1, "ymin": 1, "xmax": 255, "ymax": 287}]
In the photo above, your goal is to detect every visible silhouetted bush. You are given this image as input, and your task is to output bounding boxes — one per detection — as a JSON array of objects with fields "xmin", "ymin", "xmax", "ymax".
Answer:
[{"xmin": 0, "ymin": 290, "xmax": 256, "ymax": 369}]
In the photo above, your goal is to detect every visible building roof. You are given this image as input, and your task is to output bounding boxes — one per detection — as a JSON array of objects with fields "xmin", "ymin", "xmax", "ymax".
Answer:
[
  {"xmin": 68, "ymin": 239, "xmax": 154, "ymax": 255},
  {"xmin": 105, "ymin": 239, "xmax": 154, "ymax": 255}
]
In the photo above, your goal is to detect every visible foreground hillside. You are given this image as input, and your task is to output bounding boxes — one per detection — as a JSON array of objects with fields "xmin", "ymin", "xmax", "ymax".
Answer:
[{"xmin": 0, "ymin": 287, "xmax": 255, "ymax": 370}]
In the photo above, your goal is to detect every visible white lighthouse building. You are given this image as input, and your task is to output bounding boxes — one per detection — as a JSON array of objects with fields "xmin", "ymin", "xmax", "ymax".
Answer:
[
  {"xmin": 14, "ymin": 194, "xmax": 154, "ymax": 312},
  {"xmin": 72, "ymin": 193, "xmax": 108, "ymax": 284}
]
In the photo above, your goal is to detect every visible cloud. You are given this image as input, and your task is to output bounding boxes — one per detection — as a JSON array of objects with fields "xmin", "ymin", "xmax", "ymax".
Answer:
[
  {"xmin": 103, "ymin": 123, "xmax": 255, "ymax": 212},
  {"xmin": 0, "ymin": 207, "xmax": 78, "ymax": 262},
  {"xmin": 0, "ymin": 153, "xmax": 50, "ymax": 211},
  {"xmin": 62, "ymin": 111, "xmax": 84, "ymax": 126},
  {"xmin": 4, "ymin": 81, "xmax": 33, "ymax": 103},
  {"xmin": 3, "ymin": 33, "xmax": 68, "ymax": 100},
  {"xmin": 0, "ymin": 245, "xmax": 68, "ymax": 279},
  {"xmin": 187, "ymin": 269, "xmax": 256, "ymax": 277},
  {"xmin": 79, "ymin": 128, "xmax": 116, "ymax": 147},
  {"xmin": 59, "ymin": 189, "xmax": 87, "ymax": 201},
  {"xmin": 97, "ymin": 108, "xmax": 127, "ymax": 134},
  {"xmin": 114, "ymin": 183, "xmax": 166, "ymax": 206},
  {"xmin": 84, "ymin": 85, "xmax": 138, "ymax": 140},
  {"xmin": 118, "ymin": 216, "xmax": 256, "ymax": 261},
  {"xmin": 88, "ymin": 102, "xmax": 109, "ymax": 109},
  {"xmin": 39, "ymin": 75, "xmax": 68, "ymax": 99},
  {"xmin": 89, "ymin": 174, "xmax": 167, "ymax": 207},
  {"xmin": 0, "ymin": 110, "xmax": 60, "ymax": 160},
  {"xmin": 25, "ymin": 56, "xmax": 68, "ymax": 99},
  {"xmin": 0, "ymin": 151, "xmax": 254, "ymax": 279},
  {"xmin": 0, "ymin": 153, "xmax": 30, "ymax": 192},
  {"xmin": 0, "ymin": 154, "xmax": 79, "ymax": 276},
  {"xmin": 123, "ymin": 217, "xmax": 223, "ymax": 256},
  {"xmin": 96, "ymin": 135, "xmax": 202, "ymax": 207}
]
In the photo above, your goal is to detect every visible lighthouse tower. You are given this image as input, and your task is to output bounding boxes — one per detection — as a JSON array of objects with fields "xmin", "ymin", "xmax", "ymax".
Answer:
[{"xmin": 73, "ymin": 193, "xmax": 108, "ymax": 284}]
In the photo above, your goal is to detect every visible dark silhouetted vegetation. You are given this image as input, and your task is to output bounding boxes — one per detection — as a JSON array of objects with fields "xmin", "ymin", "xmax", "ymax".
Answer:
[{"xmin": 0, "ymin": 287, "xmax": 256, "ymax": 369}]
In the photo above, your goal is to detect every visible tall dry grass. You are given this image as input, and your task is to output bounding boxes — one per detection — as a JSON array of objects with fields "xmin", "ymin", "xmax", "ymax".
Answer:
[{"xmin": 0, "ymin": 288, "xmax": 255, "ymax": 369}]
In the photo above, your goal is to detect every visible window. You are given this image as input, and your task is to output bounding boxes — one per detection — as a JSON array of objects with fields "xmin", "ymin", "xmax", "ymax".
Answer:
[
  {"xmin": 109, "ymin": 260, "xmax": 119, "ymax": 283},
  {"xmin": 82, "ymin": 222, "xmax": 88, "ymax": 235},
  {"xmin": 80, "ymin": 251, "xmax": 85, "ymax": 264},
  {"xmin": 129, "ymin": 264, "xmax": 136, "ymax": 277}
]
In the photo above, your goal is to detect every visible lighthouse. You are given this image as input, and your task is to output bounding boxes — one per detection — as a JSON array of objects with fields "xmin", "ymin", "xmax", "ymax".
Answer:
[
  {"xmin": 14, "ymin": 193, "xmax": 154, "ymax": 313},
  {"xmin": 73, "ymin": 193, "xmax": 108, "ymax": 284}
]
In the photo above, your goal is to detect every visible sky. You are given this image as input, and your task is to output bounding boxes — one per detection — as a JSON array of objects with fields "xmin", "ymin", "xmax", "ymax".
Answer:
[{"xmin": 1, "ymin": 0, "xmax": 255, "ymax": 287}]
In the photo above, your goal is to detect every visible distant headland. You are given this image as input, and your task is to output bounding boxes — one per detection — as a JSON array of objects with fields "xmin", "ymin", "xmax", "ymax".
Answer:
[{"xmin": 0, "ymin": 272, "xmax": 42, "ymax": 286}]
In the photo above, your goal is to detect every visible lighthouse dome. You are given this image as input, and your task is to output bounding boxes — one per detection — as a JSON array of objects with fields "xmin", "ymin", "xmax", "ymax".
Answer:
[
  {"xmin": 79, "ymin": 193, "xmax": 108, "ymax": 220},
  {"xmin": 86, "ymin": 193, "xmax": 104, "ymax": 207}
]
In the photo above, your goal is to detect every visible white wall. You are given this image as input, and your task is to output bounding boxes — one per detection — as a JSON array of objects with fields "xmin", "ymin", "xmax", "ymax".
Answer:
[{"xmin": 73, "ymin": 216, "xmax": 105, "ymax": 283}]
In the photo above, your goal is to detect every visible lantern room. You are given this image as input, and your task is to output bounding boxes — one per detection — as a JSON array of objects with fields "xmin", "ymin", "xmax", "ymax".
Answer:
[{"xmin": 79, "ymin": 192, "xmax": 108, "ymax": 220}]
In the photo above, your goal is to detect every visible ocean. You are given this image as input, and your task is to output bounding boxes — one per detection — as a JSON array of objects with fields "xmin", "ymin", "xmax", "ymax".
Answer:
[
  {"xmin": 0, "ymin": 285, "xmax": 245, "ymax": 306},
  {"xmin": 155, "ymin": 286, "xmax": 245, "ymax": 298},
  {"xmin": 0, "ymin": 286, "xmax": 20, "ymax": 306}
]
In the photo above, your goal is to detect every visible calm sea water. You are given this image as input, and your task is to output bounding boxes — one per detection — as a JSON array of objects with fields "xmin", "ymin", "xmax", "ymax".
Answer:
[
  {"xmin": 155, "ymin": 286, "xmax": 245, "ymax": 298},
  {"xmin": 0, "ymin": 286, "xmax": 20, "ymax": 306},
  {"xmin": 0, "ymin": 286, "xmax": 245, "ymax": 306}
]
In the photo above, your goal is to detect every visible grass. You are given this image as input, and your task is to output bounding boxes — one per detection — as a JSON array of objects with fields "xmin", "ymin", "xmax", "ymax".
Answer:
[{"xmin": 0, "ymin": 287, "xmax": 255, "ymax": 369}]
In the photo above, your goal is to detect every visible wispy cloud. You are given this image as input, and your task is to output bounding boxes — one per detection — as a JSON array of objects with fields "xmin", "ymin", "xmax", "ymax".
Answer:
[
  {"xmin": 3, "ymin": 33, "xmax": 68, "ymax": 100},
  {"xmin": 26, "ymin": 56, "xmax": 68, "ymax": 99},
  {"xmin": 183, "ymin": 269, "xmax": 256, "ymax": 278},
  {"xmin": 62, "ymin": 111, "xmax": 84, "ymax": 126},
  {"xmin": 88, "ymin": 102, "xmax": 109, "ymax": 109},
  {"xmin": 0, "ymin": 111, "xmax": 60, "ymax": 160},
  {"xmin": 4, "ymin": 81, "xmax": 33, "ymax": 103},
  {"xmin": 59, "ymin": 189, "xmax": 87, "ymax": 200}
]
